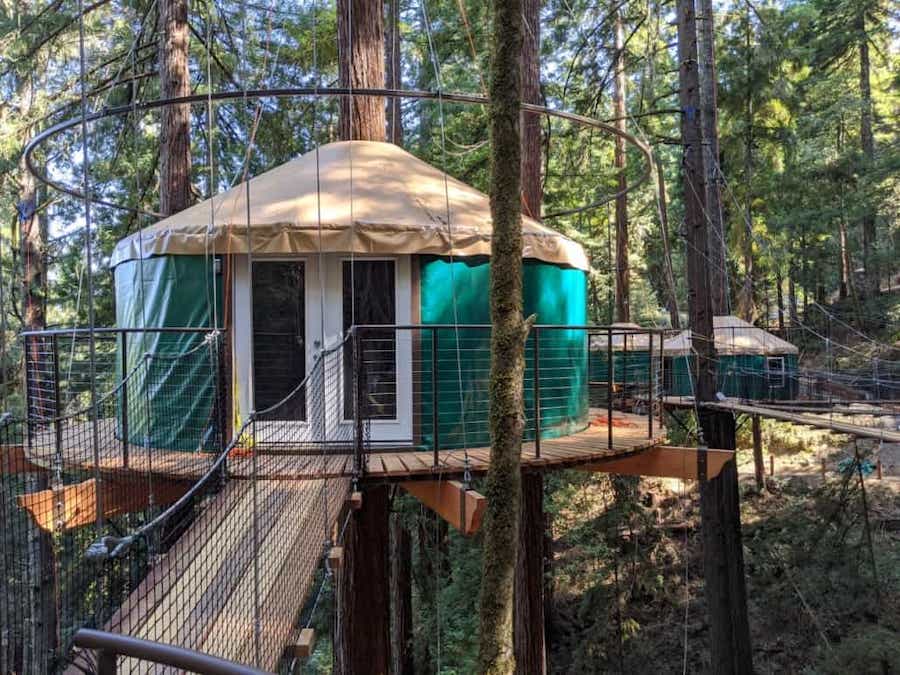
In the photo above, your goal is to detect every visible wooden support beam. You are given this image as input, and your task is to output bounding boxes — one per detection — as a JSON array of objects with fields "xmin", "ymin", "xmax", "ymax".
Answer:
[
  {"xmin": 347, "ymin": 491, "xmax": 363, "ymax": 511},
  {"xmin": 579, "ymin": 445, "xmax": 734, "ymax": 481},
  {"xmin": 329, "ymin": 546, "xmax": 344, "ymax": 570},
  {"xmin": 17, "ymin": 476, "xmax": 191, "ymax": 532},
  {"xmin": 400, "ymin": 481, "xmax": 487, "ymax": 536},
  {"xmin": 285, "ymin": 628, "xmax": 315, "ymax": 659},
  {"xmin": 1, "ymin": 444, "xmax": 46, "ymax": 474}
]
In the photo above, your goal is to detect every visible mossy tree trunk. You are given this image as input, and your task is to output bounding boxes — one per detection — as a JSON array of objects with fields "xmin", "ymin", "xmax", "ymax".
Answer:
[{"xmin": 478, "ymin": 0, "xmax": 526, "ymax": 672}]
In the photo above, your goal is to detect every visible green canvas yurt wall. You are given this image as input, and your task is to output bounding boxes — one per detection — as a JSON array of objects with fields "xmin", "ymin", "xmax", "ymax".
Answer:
[
  {"xmin": 115, "ymin": 255, "xmax": 223, "ymax": 451},
  {"xmin": 665, "ymin": 353, "xmax": 799, "ymax": 400},
  {"xmin": 419, "ymin": 256, "xmax": 588, "ymax": 449}
]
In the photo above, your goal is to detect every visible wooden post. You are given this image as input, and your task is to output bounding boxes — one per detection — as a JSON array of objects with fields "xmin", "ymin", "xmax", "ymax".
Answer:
[
  {"xmin": 876, "ymin": 458, "xmax": 883, "ymax": 480},
  {"xmin": 770, "ymin": 454, "xmax": 775, "ymax": 477},
  {"xmin": 390, "ymin": 515, "xmax": 413, "ymax": 675},
  {"xmin": 333, "ymin": 485, "xmax": 391, "ymax": 674},
  {"xmin": 751, "ymin": 415, "xmax": 764, "ymax": 491}
]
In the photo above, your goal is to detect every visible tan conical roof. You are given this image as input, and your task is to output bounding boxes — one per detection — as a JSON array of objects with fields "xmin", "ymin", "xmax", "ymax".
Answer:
[
  {"xmin": 112, "ymin": 140, "xmax": 589, "ymax": 270},
  {"xmin": 663, "ymin": 316, "xmax": 798, "ymax": 356}
]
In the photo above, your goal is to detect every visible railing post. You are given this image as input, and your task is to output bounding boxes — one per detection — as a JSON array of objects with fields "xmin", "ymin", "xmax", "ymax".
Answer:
[
  {"xmin": 353, "ymin": 329, "xmax": 365, "ymax": 479},
  {"xmin": 658, "ymin": 331, "xmax": 665, "ymax": 427},
  {"xmin": 607, "ymin": 326, "xmax": 613, "ymax": 451},
  {"xmin": 120, "ymin": 332, "xmax": 129, "ymax": 468},
  {"xmin": 533, "ymin": 326, "xmax": 541, "ymax": 458},
  {"xmin": 96, "ymin": 649, "xmax": 117, "ymax": 675},
  {"xmin": 51, "ymin": 334, "xmax": 63, "ymax": 462},
  {"xmin": 648, "ymin": 331, "xmax": 654, "ymax": 439},
  {"xmin": 431, "ymin": 327, "xmax": 440, "ymax": 468},
  {"xmin": 622, "ymin": 328, "xmax": 629, "ymax": 401}
]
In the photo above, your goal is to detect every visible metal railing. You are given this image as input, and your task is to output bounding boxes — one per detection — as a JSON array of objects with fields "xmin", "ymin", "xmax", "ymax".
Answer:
[
  {"xmin": 348, "ymin": 323, "xmax": 666, "ymax": 473},
  {"xmin": 73, "ymin": 629, "xmax": 270, "ymax": 674}
]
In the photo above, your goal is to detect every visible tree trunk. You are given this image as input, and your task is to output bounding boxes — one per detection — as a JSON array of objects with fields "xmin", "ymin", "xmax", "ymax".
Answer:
[
  {"xmin": 514, "ymin": 2, "xmax": 547, "ymax": 671},
  {"xmin": 158, "ymin": 0, "xmax": 192, "ymax": 215},
  {"xmin": 18, "ymin": 105, "xmax": 57, "ymax": 674},
  {"xmin": 698, "ymin": 0, "xmax": 727, "ymax": 316},
  {"xmin": 334, "ymin": 485, "xmax": 391, "ymax": 675},
  {"xmin": 337, "ymin": 0, "xmax": 386, "ymax": 141},
  {"xmin": 478, "ymin": 0, "xmax": 525, "ymax": 671},
  {"xmin": 677, "ymin": 3, "xmax": 754, "ymax": 673},
  {"xmin": 613, "ymin": 8, "xmax": 630, "ymax": 323},
  {"xmin": 857, "ymin": 10, "xmax": 877, "ymax": 298},
  {"xmin": 514, "ymin": 473, "xmax": 546, "ymax": 674},
  {"xmin": 752, "ymin": 415, "xmax": 764, "ymax": 492},
  {"xmin": 390, "ymin": 515, "xmax": 413, "ymax": 675},
  {"xmin": 385, "ymin": 0, "xmax": 402, "ymax": 145},
  {"xmin": 775, "ymin": 268, "xmax": 785, "ymax": 332},
  {"xmin": 656, "ymin": 158, "xmax": 681, "ymax": 329},
  {"xmin": 737, "ymin": 7, "xmax": 755, "ymax": 322},
  {"xmin": 520, "ymin": 0, "xmax": 541, "ymax": 220}
]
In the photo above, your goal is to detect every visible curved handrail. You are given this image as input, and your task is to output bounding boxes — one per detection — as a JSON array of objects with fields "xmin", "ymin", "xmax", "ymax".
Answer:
[
  {"xmin": 73, "ymin": 629, "xmax": 271, "ymax": 675},
  {"xmin": 23, "ymin": 87, "xmax": 654, "ymax": 221}
]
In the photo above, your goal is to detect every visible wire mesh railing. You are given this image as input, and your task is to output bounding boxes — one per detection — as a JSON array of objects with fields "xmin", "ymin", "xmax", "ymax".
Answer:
[
  {"xmin": 3, "ymin": 322, "xmax": 671, "ymax": 672},
  {"xmin": 3, "ymin": 328, "xmax": 354, "ymax": 672}
]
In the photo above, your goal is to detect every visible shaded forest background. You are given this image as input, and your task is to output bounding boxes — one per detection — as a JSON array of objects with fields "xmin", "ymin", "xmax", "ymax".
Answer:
[{"xmin": 0, "ymin": 0, "xmax": 898, "ymax": 672}]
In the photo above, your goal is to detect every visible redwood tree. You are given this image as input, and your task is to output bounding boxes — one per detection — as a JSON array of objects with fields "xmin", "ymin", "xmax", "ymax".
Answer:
[
  {"xmin": 677, "ymin": 1, "xmax": 754, "ymax": 672},
  {"xmin": 337, "ymin": 0, "xmax": 386, "ymax": 141},
  {"xmin": 478, "ymin": 0, "xmax": 526, "ymax": 670},
  {"xmin": 158, "ymin": 0, "xmax": 192, "ymax": 215},
  {"xmin": 332, "ymin": 2, "xmax": 391, "ymax": 672},
  {"xmin": 514, "ymin": 5, "xmax": 546, "ymax": 670}
]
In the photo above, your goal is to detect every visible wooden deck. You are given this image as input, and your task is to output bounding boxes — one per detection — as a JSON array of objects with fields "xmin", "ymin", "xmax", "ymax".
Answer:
[
  {"xmin": 664, "ymin": 396, "xmax": 900, "ymax": 443},
  {"xmin": 103, "ymin": 477, "xmax": 348, "ymax": 673},
  {"xmin": 23, "ymin": 410, "xmax": 667, "ymax": 482}
]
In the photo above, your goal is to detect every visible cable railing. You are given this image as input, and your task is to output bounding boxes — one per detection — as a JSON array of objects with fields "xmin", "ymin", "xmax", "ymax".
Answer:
[{"xmin": 3, "ymin": 322, "xmax": 670, "ymax": 672}]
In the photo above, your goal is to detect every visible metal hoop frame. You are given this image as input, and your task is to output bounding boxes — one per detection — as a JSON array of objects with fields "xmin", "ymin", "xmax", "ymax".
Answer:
[{"xmin": 24, "ymin": 87, "xmax": 654, "ymax": 221}]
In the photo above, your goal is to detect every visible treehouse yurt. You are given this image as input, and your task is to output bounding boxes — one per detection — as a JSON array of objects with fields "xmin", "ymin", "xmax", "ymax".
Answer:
[
  {"xmin": 588, "ymin": 322, "xmax": 661, "ymax": 394},
  {"xmin": 111, "ymin": 140, "xmax": 591, "ymax": 451},
  {"xmin": 663, "ymin": 315, "xmax": 799, "ymax": 400}
]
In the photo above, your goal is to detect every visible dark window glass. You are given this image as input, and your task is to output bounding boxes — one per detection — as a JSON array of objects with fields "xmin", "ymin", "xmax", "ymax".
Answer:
[
  {"xmin": 252, "ymin": 261, "xmax": 306, "ymax": 420},
  {"xmin": 343, "ymin": 260, "xmax": 396, "ymax": 420}
]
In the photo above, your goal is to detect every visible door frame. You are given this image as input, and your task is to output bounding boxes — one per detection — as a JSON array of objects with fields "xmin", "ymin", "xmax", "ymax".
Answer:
[{"xmin": 232, "ymin": 253, "xmax": 412, "ymax": 445}]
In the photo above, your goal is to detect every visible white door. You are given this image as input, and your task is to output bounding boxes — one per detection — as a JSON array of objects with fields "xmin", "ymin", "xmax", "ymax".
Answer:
[{"xmin": 322, "ymin": 255, "xmax": 413, "ymax": 445}]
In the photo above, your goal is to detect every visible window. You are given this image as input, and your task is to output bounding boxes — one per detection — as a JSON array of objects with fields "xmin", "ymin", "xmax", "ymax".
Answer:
[
  {"xmin": 252, "ymin": 261, "xmax": 306, "ymax": 420},
  {"xmin": 343, "ymin": 260, "xmax": 396, "ymax": 420},
  {"xmin": 766, "ymin": 356, "xmax": 785, "ymax": 388}
]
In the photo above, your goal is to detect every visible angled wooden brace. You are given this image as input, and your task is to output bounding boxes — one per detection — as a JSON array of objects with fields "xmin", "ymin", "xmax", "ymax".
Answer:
[{"xmin": 401, "ymin": 480, "xmax": 487, "ymax": 536}]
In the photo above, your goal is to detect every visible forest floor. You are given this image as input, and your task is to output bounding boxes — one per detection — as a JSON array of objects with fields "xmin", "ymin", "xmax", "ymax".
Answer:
[{"xmin": 547, "ymin": 419, "xmax": 900, "ymax": 674}]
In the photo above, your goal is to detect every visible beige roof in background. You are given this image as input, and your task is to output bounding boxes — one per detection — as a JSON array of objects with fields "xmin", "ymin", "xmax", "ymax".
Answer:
[
  {"xmin": 589, "ymin": 322, "xmax": 661, "ymax": 352},
  {"xmin": 112, "ymin": 141, "xmax": 589, "ymax": 270},
  {"xmin": 663, "ymin": 315, "xmax": 798, "ymax": 356}
]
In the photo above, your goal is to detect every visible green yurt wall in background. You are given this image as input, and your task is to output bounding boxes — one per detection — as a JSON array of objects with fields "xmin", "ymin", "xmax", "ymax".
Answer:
[
  {"xmin": 419, "ymin": 256, "xmax": 588, "ymax": 449},
  {"xmin": 115, "ymin": 255, "xmax": 223, "ymax": 451},
  {"xmin": 665, "ymin": 353, "xmax": 799, "ymax": 400}
]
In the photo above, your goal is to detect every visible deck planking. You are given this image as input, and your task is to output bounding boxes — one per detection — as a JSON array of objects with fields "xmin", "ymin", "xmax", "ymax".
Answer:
[
  {"xmin": 21, "ymin": 410, "xmax": 667, "ymax": 483},
  {"xmin": 104, "ymin": 477, "xmax": 348, "ymax": 673}
]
